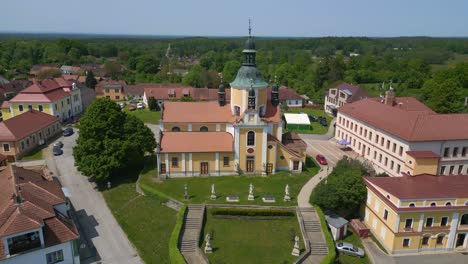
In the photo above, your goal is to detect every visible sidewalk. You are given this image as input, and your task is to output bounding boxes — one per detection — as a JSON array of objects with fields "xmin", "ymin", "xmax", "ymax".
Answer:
[{"xmin": 362, "ymin": 238, "xmax": 395, "ymax": 264}]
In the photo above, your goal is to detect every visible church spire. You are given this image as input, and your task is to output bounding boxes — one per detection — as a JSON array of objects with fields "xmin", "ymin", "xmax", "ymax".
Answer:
[{"xmin": 243, "ymin": 19, "xmax": 256, "ymax": 66}]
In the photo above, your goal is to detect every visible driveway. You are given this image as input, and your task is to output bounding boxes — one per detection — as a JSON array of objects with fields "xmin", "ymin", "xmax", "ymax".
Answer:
[
  {"xmin": 394, "ymin": 252, "xmax": 468, "ymax": 264},
  {"xmin": 145, "ymin": 123, "xmax": 160, "ymax": 144},
  {"xmin": 45, "ymin": 131, "xmax": 143, "ymax": 264},
  {"xmin": 302, "ymin": 137, "xmax": 352, "ymax": 167}
]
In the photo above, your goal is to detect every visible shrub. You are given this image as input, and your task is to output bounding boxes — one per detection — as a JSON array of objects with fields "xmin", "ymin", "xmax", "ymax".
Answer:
[
  {"xmin": 210, "ymin": 208, "xmax": 295, "ymax": 217},
  {"xmin": 169, "ymin": 205, "xmax": 186, "ymax": 264}
]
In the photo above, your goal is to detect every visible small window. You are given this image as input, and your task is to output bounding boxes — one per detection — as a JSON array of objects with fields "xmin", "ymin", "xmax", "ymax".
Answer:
[
  {"xmin": 397, "ymin": 164, "xmax": 401, "ymax": 174},
  {"xmin": 28, "ymin": 104, "xmax": 33, "ymax": 111},
  {"xmin": 443, "ymin": 147, "xmax": 449, "ymax": 157},
  {"xmin": 3, "ymin": 144, "xmax": 10, "ymax": 152},
  {"xmin": 234, "ymin": 106, "xmax": 241, "ymax": 116},
  {"xmin": 268, "ymin": 145, "xmax": 273, "ymax": 149},
  {"xmin": 430, "ymin": 202, "xmax": 437, "ymax": 207},
  {"xmin": 436, "ymin": 235, "xmax": 444, "ymax": 245},
  {"xmin": 115, "ymin": 96, "xmax": 120, "ymax": 100},
  {"xmin": 280, "ymin": 156, "xmax": 285, "ymax": 160},
  {"xmin": 409, "ymin": 203, "xmax": 415, "ymax": 207},
  {"xmin": 440, "ymin": 166, "xmax": 446, "ymax": 175},
  {"xmin": 171, "ymin": 157, "xmax": 178, "ymax": 168},
  {"xmin": 446, "ymin": 202, "xmax": 452, "ymax": 206},
  {"xmin": 171, "ymin": 127, "xmax": 181, "ymax": 132},
  {"xmin": 422, "ymin": 236, "xmax": 430, "ymax": 245},
  {"xmin": 405, "ymin": 219, "xmax": 413, "ymax": 229},
  {"xmin": 38, "ymin": 105, "xmax": 43, "ymax": 112},
  {"xmin": 426, "ymin": 217, "xmax": 433, "ymax": 227},
  {"xmin": 402, "ymin": 238, "xmax": 410, "ymax": 247},
  {"xmin": 399, "ymin": 146, "xmax": 403, "ymax": 156},
  {"xmin": 19, "ymin": 104, "xmax": 24, "ymax": 112},
  {"xmin": 247, "ymin": 131, "xmax": 255, "ymax": 146},
  {"xmin": 200, "ymin": 126, "xmax": 208, "ymax": 132},
  {"xmin": 46, "ymin": 250, "xmax": 64, "ymax": 264},
  {"xmin": 386, "ymin": 195, "xmax": 390, "ymax": 199},
  {"xmin": 223, "ymin": 156, "xmax": 230, "ymax": 166},
  {"xmin": 453, "ymin": 147, "xmax": 459, "ymax": 157},
  {"xmin": 383, "ymin": 209, "xmax": 388, "ymax": 220},
  {"xmin": 441, "ymin": 217, "xmax": 448, "ymax": 227},
  {"xmin": 462, "ymin": 147, "xmax": 467, "ymax": 157}
]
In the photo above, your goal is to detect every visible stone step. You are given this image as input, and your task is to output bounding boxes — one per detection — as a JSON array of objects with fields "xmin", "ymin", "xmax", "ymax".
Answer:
[
  {"xmin": 299, "ymin": 207, "xmax": 316, "ymax": 212},
  {"xmin": 310, "ymin": 243, "xmax": 328, "ymax": 255}
]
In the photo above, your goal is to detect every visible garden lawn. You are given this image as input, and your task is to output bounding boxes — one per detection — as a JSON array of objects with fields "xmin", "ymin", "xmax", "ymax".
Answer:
[
  {"xmin": 124, "ymin": 106, "xmax": 160, "ymax": 124},
  {"xmin": 201, "ymin": 209, "xmax": 304, "ymax": 264},
  {"xmin": 103, "ymin": 175, "xmax": 177, "ymax": 264},
  {"xmin": 337, "ymin": 229, "xmax": 370, "ymax": 264},
  {"xmin": 284, "ymin": 108, "xmax": 333, "ymax": 135},
  {"xmin": 20, "ymin": 147, "xmax": 44, "ymax": 161},
  {"xmin": 140, "ymin": 157, "xmax": 319, "ymax": 206}
]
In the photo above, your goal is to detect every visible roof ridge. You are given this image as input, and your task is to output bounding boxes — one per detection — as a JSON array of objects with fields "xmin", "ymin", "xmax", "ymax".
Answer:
[{"xmin": 27, "ymin": 181, "xmax": 63, "ymax": 203}]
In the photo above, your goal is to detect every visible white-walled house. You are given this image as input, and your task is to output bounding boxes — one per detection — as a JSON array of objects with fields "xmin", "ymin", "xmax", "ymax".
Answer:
[
  {"xmin": 324, "ymin": 83, "xmax": 369, "ymax": 116},
  {"xmin": 335, "ymin": 89, "xmax": 468, "ymax": 176},
  {"xmin": 0, "ymin": 166, "xmax": 80, "ymax": 264}
]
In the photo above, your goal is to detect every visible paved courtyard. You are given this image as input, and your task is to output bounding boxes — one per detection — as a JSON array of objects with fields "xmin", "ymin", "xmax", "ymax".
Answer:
[{"xmin": 45, "ymin": 131, "xmax": 143, "ymax": 264}]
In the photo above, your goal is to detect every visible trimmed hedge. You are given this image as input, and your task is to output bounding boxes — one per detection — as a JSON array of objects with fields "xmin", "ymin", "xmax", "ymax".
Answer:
[
  {"xmin": 210, "ymin": 208, "xmax": 295, "ymax": 217},
  {"xmin": 169, "ymin": 205, "xmax": 187, "ymax": 264},
  {"xmin": 315, "ymin": 206, "xmax": 337, "ymax": 264}
]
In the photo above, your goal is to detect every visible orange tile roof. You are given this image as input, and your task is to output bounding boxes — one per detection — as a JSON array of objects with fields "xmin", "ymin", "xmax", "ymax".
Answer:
[
  {"xmin": 339, "ymin": 97, "xmax": 468, "ymax": 141},
  {"xmin": 406, "ymin": 151, "xmax": 440, "ymax": 159},
  {"xmin": 160, "ymin": 132, "xmax": 234, "ymax": 153},
  {"xmin": 9, "ymin": 77, "xmax": 73, "ymax": 103},
  {"xmin": 162, "ymin": 102, "xmax": 235, "ymax": 123},
  {"xmin": 0, "ymin": 110, "xmax": 59, "ymax": 141}
]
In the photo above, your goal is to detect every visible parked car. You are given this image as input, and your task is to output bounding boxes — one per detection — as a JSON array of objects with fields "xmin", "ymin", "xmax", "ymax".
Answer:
[
  {"xmin": 129, "ymin": 104, "xmax": 136, "ymax": 111},
  {"xmin": 118, "ymin": 102, "xmax": 126, "ymax": 109},
  {"xmin": 63, "ymin": 127, "xmax": 74, "ymax": 137},
  {"xmin": 53, "ymin": 141, "xmax": 63, "ymax": 148},
  {"xmin": 53, "ymin": 146, "xmax": 63, "ymax": 156},
  {"xmin": 137, "ymin": 102, "xmax": 144, "ymax": 109},
  {"xmin": 336, "ymin": 242, "xmax": 365, "ymax": 258},
  {"xmin": 308, "ymin": 115, "xmax": 318, "ymax": 122},
  {"xmin": 320, "ymin": 118, "xmax": 328, "ymax": 127},
  {"xmin": 315, "ymin": 154, "xmax": 328, "ymax": 165}
]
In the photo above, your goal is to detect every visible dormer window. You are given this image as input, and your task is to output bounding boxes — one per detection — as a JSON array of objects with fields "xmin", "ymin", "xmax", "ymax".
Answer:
[{"xmin": 7, "ymin": 231, "xmax": 42, "ymax": 256}]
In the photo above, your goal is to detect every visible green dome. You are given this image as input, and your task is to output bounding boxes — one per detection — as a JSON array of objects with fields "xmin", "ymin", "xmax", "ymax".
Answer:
[{"xmin": 230, "ymin": 66, "xmax": 268, "ymax": 88}]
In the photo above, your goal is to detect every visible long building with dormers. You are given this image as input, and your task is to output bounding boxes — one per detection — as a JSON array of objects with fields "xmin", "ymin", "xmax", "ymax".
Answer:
[
  {"xmin": 156, "ymin": 33, "xmax": 306, "ymax": 178},
  {"xmin": 335, "ymin": 88, "xmax": 468, "ymax": 177}
]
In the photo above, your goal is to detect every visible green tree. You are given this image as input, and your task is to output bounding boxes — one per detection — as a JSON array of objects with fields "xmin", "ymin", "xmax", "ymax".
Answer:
[
  {"xmin": 37, "ymin": 68, "xmax": 62, "ymax": 80},
  {"xmin": 182, "ymin": 65, "xmax": 205, "ymax": 88},
  {"xmin": 103, "ymin": 61, "xmax": 122, "ymax": 80},
  {"xmin": 73, "ymin": 98, "xmax": 156, "ymax": 182},
  {"xmin": 85, "ymin": 70, "xmax": 97, "ymax": 89},
  {"xmin": 147, "ymin": 96, "xmax": 160, "ymax": 111},
  {"xmin": 222, "ymin": 60, "xmax": 240, "ymax": 84},
  {"xmin": 310, "ymin": 157, "xmax": 368, "ymax": 217},
  {"xmin": 136, "ymin": 55, "xmax": 160, "ymax": 74},
  {"xmin": 423, "ymin": 78, "xmax": 464, "ymax": 113}
]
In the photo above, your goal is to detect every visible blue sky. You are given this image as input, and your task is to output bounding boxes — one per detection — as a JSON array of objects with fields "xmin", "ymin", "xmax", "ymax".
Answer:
[{"xmin": 1, "ymin": 0, "xmax": 467, "ymax": 37}]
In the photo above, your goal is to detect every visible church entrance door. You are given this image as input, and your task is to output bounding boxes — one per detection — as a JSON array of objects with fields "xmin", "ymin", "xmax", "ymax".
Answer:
[
  {"xmin": 246, "ymin": 157, "xmax": 255, "ymax": 173},
  {"xmin": 200, "ymin": 162, "xmax": 209, "ymax": 175}
]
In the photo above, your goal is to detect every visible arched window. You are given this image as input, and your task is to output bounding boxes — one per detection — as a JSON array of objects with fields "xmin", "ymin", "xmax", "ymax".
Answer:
[
  {"xmin": 386, "ymin": 195, "xmax": 391, "ymax": 199},
  {"xmin": 172, "ymin": 127, "xmax": 180, "ymax": 132},
  {"xmin": 461, "ymin": 214, "xmax": 468, "ymax": 225},
  {"xmin": 445, "ymin": 202, "xmax": 452, "ymax": 206},
  {"xmin": 409, "ymin": 203, "xmax": 415, "ymax": 207},
  {"xmin": 436, "ymin": 234, "xmax": 445, "ymax": 245},
  {"xmin": 200, "ymin": 126, "xmax": 208, "ymax": 132},
  {"xmin": 430, "ymin": 202, "xmax": 437, "ymax": 207},
  {"xmin": 247, "ymin": 131, "xmax": 255, "ymax": 146}
]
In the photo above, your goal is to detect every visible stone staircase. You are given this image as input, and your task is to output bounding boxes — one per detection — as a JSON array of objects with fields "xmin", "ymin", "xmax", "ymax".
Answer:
[
  {"xmin": 179, "ymin": 205, "xmax": 208, "ymax": 264},
  {"xmin": 297, "ymin": 206, "xmax": 328, "ymax": 263}
]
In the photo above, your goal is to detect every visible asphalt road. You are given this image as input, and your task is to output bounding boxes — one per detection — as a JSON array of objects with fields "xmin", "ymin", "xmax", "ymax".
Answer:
[{"xmin": 45, "ymin": 130, "xmax": 143, "ymax": 264}]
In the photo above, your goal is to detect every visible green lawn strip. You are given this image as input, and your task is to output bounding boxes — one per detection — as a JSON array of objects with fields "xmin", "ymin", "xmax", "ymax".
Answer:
[
  {"xmin": 336, "ymin": 229, "xmax": 370, "ymax": 264},
  {"xmin": 140, "ymin": 158, "xmax": 319, "ymax": 206},
  {"xmin": 20, "ymin": 147, "xmax": 44, "ymax": 161},
  {"xmin": 315, "ymin": 206, "xmax": 337, "ymax": 264},
  {"xmin": 370, "ymin": 234, "xmax": 388, "ymax": 254},
  {"xmin": 124, "ymin": 105, "xmax": 160, "ymax": 124},
  {"xmin": 169, "ymin": 205, "xmax": 186, "ymax": 264},
  {"xmin": 284, "ymin": 108, "xmax": 333, "ymax": 135},
  {"xmin": 201, "ymin": 209, "xmax": 304, "ymax": 264},
  {"xmin": 103, "ymin": 177, "xmax": 177, "ymax": 264}
]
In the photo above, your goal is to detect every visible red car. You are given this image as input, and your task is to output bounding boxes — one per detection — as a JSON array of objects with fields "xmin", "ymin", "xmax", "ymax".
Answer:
[
  {"xmin": 315, "ymin": 154, "xmax": 328, "ymax": 165},
  {"xmin": 129, "ymin": 104, "xmax": 136, "ymax": 111}
]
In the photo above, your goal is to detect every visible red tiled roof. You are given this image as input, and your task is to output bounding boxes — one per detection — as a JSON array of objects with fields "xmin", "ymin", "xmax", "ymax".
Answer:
[
  {"xmin": 406, "ymin": 151, "xmax": 440, "ymax": 159},
  {"xmin": 0, "ymin": 101, "xmax": 9, "ymax": 109},
  {"xmin": 338, "ymin": 97, "xmax": 468, "ymax": 141},
  {"xmin": 365, "ymin": 174, "xmax": 468, "ymax": 199},
  {"xmin": 9, "ymin": 78, "xmax": 73, "ymax": 103},
  {"xmin": 0, "ymin": 166, "xmax": 78, "ymax": 260},
  {"xmin": 160, "ymin": 132, "xmax": 234, "ymax": 153},
  {"xmin": 332, "ymin": 83, "xmax": 370, "ymax": 103},
  {"xmin": 0, "ymin": 110, "xmax": 59, "ymax": 141}
]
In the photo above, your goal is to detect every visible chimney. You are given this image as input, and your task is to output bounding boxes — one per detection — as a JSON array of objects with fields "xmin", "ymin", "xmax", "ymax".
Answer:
[{"xmin": 384, "ymin": 86, "xmax": 395, "ymax": 106}]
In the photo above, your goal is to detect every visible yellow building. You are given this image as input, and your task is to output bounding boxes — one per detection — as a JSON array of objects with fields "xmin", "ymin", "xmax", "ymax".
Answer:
[
  {"xmin": 156, "ymin": 33, "xmax": 306, "ymax": 178},
  {"xmin": 1, "ymin": 77, "xmax": 82, "ymax": 122},
  {"xmin": 364, "ymin": 174, "xmax": 468, "ymax": 255},
  {"xmin": 95, "ymin": 80, "xmax": 126, "ymax": 101}
]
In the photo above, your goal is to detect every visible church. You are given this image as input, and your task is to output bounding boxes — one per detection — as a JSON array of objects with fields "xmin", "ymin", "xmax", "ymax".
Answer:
[{"xmin": 156, "ymin": 29, "xmax": 306, "ymax": 178}]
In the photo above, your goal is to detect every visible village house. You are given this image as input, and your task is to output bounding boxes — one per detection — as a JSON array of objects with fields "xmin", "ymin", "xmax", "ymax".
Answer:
[
  {"xmin": 0, "ymin": 165, "xmax": 80, "ymax": 263},
  {"xmin": 157, "ymin": 34, "xmax": 306, "ymax": 178},
  {"xmin": 324, "ymin": 82, "xmax": 369, "ymax": 116},
  {"xmin": 0, "ymin": 110, "xmax": 61, "ymax": 161},
  {"xmin": 364, "ymin": 174, "xmax": 468, "ymax": 254},
  {"xmin": 335, "ymin": 87, "xmax": 468, "ymax": 177},
  {"xmin": 0, "ymin": 78, "xmax": 82, "ymax": 122},
  {"xmin": 95, "ymin": 80, "xmax": 127, "ymax": 101}
]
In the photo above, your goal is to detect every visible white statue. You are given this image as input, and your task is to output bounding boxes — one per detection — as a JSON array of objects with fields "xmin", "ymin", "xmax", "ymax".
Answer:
[
  {"xmin": 248, "ymin": 183, "xmax": 254, "ymax": 200},
  {"xmin": 284, "ymin": 184, "xmax": 291, "ymax": 202},
  {"xmin": 210, "ymin": 184, "xmax": 216, "ymax": 200},
  {"xmin": 204, "ymin": 234, "xmax": 212, "ymax": 254},
  {"xmin": 291, "ymin": 235, "xmax": 300, "ymax": 256}
]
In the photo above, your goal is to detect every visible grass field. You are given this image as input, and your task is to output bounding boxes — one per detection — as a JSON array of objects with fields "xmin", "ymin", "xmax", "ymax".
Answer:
[
  {"xmin": 20, "ymin": 147, "xmax": 44, "ymax": 161},
  {"xmin": 102, "ymin": 162, "xmax": 177, "ymax": 264},
  {"xmin": 202, "ymin": 209, "xmax": 304, "ymax": 264},
  {"xmin": 431, "ymin": 53, "xmax": 468, "ymax": 73},
  {"xmin": 284, "ymin": 108, "xmax": 333, "ymax": 135},
  {"xmin": 140, "ymin": 157, "xmax": 319, "ymax": 206},
  {"xmin": 337, "ymin": 229, "xmax": 370, "ymax": 264},
  {"xmin": 124, "ymin": 105, "xmax": 160, "ymax": 124}
]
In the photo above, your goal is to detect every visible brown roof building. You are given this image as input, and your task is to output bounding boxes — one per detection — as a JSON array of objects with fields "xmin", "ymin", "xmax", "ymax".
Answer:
[
  {"xmin": 335, "ymin": 88, "xmax": 468, "ymax": 177},
  {"xmin": 0, "ymin": 165, "xmax": 79, "ymax": 261},
  {"xmin": 324, "ymin": 82, "xmax": 369, "ymax": 115}
]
